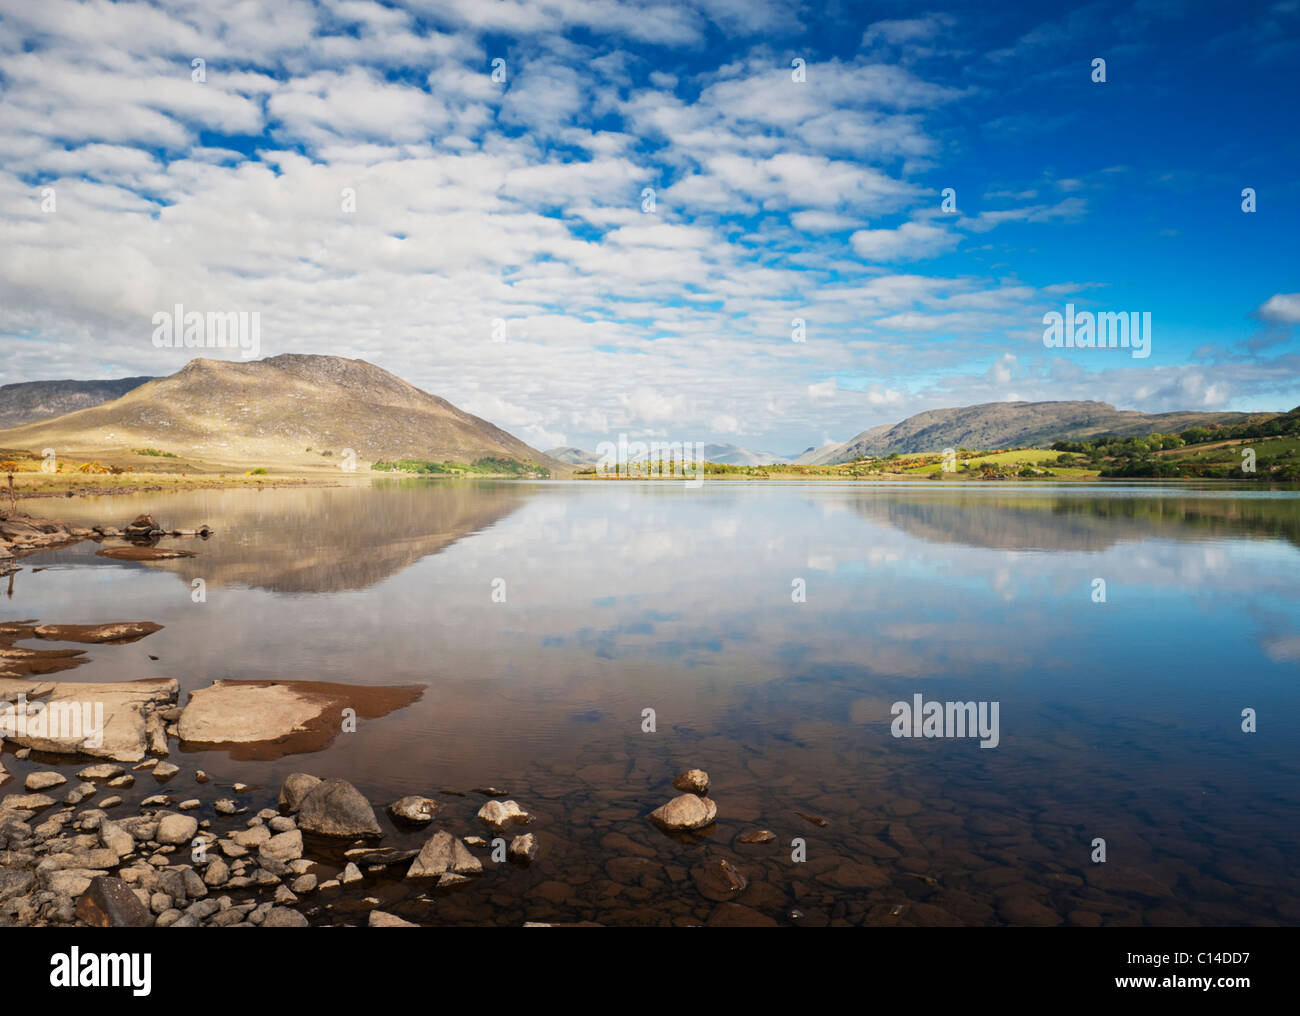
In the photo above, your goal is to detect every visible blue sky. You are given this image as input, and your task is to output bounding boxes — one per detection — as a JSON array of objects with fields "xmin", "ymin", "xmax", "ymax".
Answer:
[{"xmin": 0, "ymin": 0, "xmax": 1296, "ymax": 455}]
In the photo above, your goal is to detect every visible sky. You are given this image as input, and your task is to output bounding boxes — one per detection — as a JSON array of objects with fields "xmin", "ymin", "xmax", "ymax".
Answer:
[{"xmin": 1, "ymin": 0, "xmax": 1297, "ymax": 457}]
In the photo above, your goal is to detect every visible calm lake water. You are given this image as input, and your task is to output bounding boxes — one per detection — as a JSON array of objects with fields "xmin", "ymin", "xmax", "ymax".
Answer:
[{"xmin": 7, "ymin": 480, "xmax": 1300, "ymax": 926}]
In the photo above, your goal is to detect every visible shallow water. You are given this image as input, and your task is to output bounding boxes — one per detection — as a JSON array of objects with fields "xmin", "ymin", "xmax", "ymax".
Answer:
[{"xmin": 6, "ymin": 480, "xmax": 1300, "ymax": 926}]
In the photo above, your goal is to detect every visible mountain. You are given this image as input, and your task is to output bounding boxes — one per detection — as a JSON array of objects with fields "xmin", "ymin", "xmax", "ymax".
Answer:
[
  {"xmin": 546, "ymin": 446, "xmax": 603, "ymax": 467},
  {"xmin": 797, "ymin": 400, "xmax": 1272, "ymax": 464},
  {"xmin": 702, "ymin": 443, "xmax": 790, "ymax": 466},
  {"xmin": 0, "ymin": 355, "xmax": 563, "ymax": 473},
  {"xmin": 545, "ymin": 443, "xmax": 790, "ymax": 467},
  {"xmin": 0, "ymin": 376, "xmax": 155, "ymax": 429}
]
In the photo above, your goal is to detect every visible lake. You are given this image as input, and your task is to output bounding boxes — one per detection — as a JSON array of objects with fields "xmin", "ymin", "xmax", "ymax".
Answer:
[{"xmin": 7, "ymin": 479, "xmax": 1299, "ymax": 926}]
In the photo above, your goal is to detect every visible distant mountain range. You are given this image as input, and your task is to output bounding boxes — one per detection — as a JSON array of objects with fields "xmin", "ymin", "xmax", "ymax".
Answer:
[
  {"xmin": 0, "ymin": 355, "xmax": 561, "ymax": 472},
  {"xmin": 795, "ymin": 400, "xmax": 1272, "ymax": 465},
  {"xmin": 546, "ymin": 442, "xmax": 791, "ymax": 467},
  {"xmin": 2, "ymin": 364, "xmax": 1284, "ymax": 474},
  {"xmin": 0, "ymin": 376, "xmax": 155, "ymax": 429}
]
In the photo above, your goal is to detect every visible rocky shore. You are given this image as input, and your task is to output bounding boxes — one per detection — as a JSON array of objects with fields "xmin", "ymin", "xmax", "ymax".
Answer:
[
  {"xmin": 0, "ymin": 764, "xmax": 550, "ymax": 928},
  {"xmin": 0, "ymin": 510, "xmax": 213, "ymax": 577}
]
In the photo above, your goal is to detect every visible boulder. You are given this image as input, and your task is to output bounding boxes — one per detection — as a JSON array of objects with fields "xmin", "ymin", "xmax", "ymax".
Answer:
[
  {"xmin": 75, "ymin": 876, "xmax": 153, "ymax": 927},
  {"xmin": 672, "ymin": 769, "xmax": 710, "ymax": 795},
  {"xmin": 155, "ymin": 813, "xmax": 199, "ymax": 846},
  {"xmin": 649, "ymin": 794, "xmax": 717, "ymax": 831},
  {"xmin": 278, "ymin": 773, "xmax": 321, "ymax": 812},
  {"xmin": 406, "ymin": 832, "xmax": 482, "ymax": 879},
  {"xmin": 296, "ymin": 778, "xmax": 381, "ymax": 837}
]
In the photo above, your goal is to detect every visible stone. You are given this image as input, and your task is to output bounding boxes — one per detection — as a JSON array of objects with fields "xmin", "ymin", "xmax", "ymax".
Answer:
[
  {"xmin": 388, "ymin": 795, "xmax": 440, "ymax": 825},
  {"xmin": 259, "ymin": 830, "xmax": 303, "ymax": 864},
  {"xmin": 406, "ymin": 832, "xmax": 483, "ymax": 879},
  {"xmin": 152, "ymin": 762, "xmax": 179, "ymax": 778},
  {"xmin": 296, "ymin": 778, "xmax": 381, "ymax": 837},
  {"xmin": 32, "ymin": 622, "xmax": 163, "ymax": 645},
  {"xmin": 74, "ymin": 878, "xmax": 153, "ymax": 925},
  {"xmin": 202, "ymin": 858, "xmax": 230, "ymax": 887},
  {"xmin": 509, "ymin": 833, "xmax": 538, "ymax": 863},
  {"xmin": 1, "ymin": 793, "xmax": 55, "ymax": 811},
  {"xmin": 672, "ymin": 769, "xmax": 709, "ymax": 794},
  {"xmin": 0, "ymin": 677, "xmax": 177, "ymax": 762},
  {"xmin": 291, "ymin": 874, "xmax": 317, "ymax": 894},
  {"xmin": 178, "ymin": 799, "xmax": 200, "ymax": 810},
  {"xmin": 278, "ymin": 773, "xmax": 322, "ymax": 813},
  {"xmin": 736, "ymin": 829, "xmax": 776, "ymax": 844},
  {"xmin": 693, "ymin": 858, "xmax": 748, "ymax": 902},
  {"xmin": 99, "ymin": 820, "xmax": 135, "ymax": 858},
  {"xmin": 649, "ymin": 794, "xmax": 717, "ymax": 831},
  {"xmin": 262, "ymin": 907, "xmax": 308, "ymax": 928},
  {"xmin": 25, "ymin": 772, "xmax": 67, "ymax": 792},
  {"xmin": 340, "ymin": 862, "xmax": 363, "ymax": 885},
  {"xmin": 369, "ymin": 910, "xmax": 418, "ymax": 927},
  {"xmin": 155, "ymin": 814, "xmax": 199, "ymax": 846},
  {"xmin": 214, "ymin": 799, "xmax": 238, "ymax": 815},
  {"xmin": 475, "ymin": 799, "xmax": 532, "ymax": 832}
]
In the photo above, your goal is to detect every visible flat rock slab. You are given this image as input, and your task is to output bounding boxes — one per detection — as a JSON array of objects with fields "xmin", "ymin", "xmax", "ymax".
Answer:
[
  {"xmin": 177, "ymin": 679, "xmax": 421, "ymax": 759},
  {"xmin": 97, "ymin": 546, "xmax": 196, "ymax": 561},
  {"xmin": 32, "ymin": 622, "xmax": 163, "ymax": 644},
  {"xmin": 0, "ymin": 677, "xmax": 178, "ymax": 762}
]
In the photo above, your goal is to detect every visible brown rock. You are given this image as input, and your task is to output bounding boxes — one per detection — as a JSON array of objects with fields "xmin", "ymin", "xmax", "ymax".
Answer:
[{"xmin": 75, "ymin": 876, "xmax": 153, "ymax": 927}]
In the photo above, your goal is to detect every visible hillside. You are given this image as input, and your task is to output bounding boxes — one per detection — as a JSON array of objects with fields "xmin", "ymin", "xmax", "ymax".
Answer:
[
  {"xmin": 798, "ymin": 400, "xmax": 1272, "ymax": 464},
  {"xmin": 0, "ymin": 355, "xmax": 563, "ymax": 474},
  {"xmin": 0, "ymin": 376, "xmax": 155, "ymax": 429}
]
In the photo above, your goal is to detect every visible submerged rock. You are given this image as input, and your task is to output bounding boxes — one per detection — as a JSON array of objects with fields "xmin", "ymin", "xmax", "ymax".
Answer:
[
  {"xmin": 693, "ymin": 857, "xmax": 748, "ymax": 901},
  {"xmin": 475, "ymin": 799, "xmax": 532, "ymax": 832},
  {"xmin": 672, "ymin": 769, "xmax": 709, "ymax": 795},
  {"xmin": 369, "ymin": 910, "xmax": 418, "ymax": 927},
  {"xmin": 388, "ymin": 795, "xmax": 440, "ymax": 825},
  {"xmin": 509, "ymin": 833, "xmax": 538, "ymax": 864},
  {"xmin": 649, "ymin": 794, "xmax": 717, "ymax": 831}
]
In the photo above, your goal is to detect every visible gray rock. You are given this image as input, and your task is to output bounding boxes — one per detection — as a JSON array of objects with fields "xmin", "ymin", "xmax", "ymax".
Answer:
[
  {"xmin": 296, "ymin": 778, "xmax": 381, "ymax": 838},
  {"xmin": 277, "ymin": 773, "xmax": 321, "ymax": 813}
]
